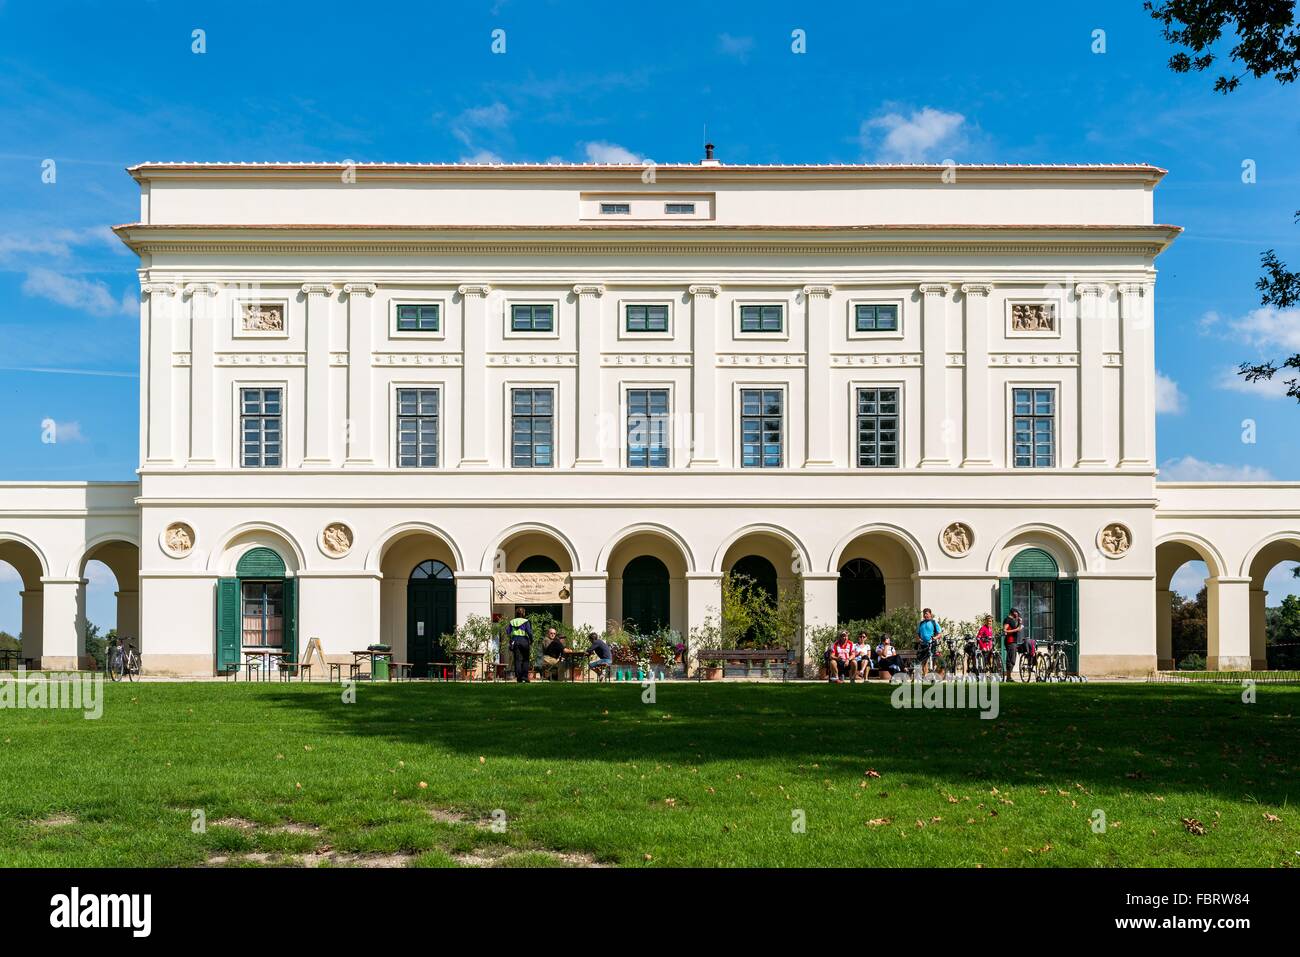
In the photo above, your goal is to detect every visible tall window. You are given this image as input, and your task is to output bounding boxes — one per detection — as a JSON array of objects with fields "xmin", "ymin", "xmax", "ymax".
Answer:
[
  {"xmin": 241, "ymin": 581, "xmax": 284, "ymax": 647},
  {"xmin": 512, "ymin": 304, "xmax": 554, "ymax": 332},
  {"xmin": 1012, "ymin": 388, "xmax": 1056, "ymax": 468},
  {"xmin": 740, "ymin": 388, "xmax": 783, "ymax": 468},
  {"xmin": 856, "ymin": 387, "xmax": 900, "ymax": 467},
  {"xmin": 397, "ymin": 388, "xmax": 439, "ymax": 468},
  {"xmin": 511, "ymin": 388, "xmax": 554, "ymax": 467},
  {"xmin": 240, "ymin": 387, "xmax": 282, "ymax": 468},
  {"xmin": 627, "ymin": 388, "xmax": 670, "ymax": 468},
  {"xmin": 395, "ymin": 303, "xmax": 439, "ymax": 332},
  {"xmin": 739, "ymin": 304, "xmax": 784, "ymax": 333},
  {"xmin": 854, "ymin": 303, "xmax": 899, "ymax": 332},
  {"xmin": 625, "ymin": 304, "xmax": 669, "ymax": 333}
]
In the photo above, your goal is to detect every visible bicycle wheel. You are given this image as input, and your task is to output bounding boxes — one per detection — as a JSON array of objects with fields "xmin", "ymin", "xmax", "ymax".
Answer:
[
  {"xmin": 1018, "ymin": 650, "xmax": 1032, "ymax": 682},
  {"xmin": 124, "ymin": 649, "xmax": 140, "ymax": 682},
  {"xmin": 106, "ymin": 643, "xmax": 122, "ymax": 682}
]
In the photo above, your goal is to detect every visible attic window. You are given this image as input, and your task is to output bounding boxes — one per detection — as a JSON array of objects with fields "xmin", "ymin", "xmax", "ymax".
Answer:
[
  {"xmin": 600, "ymin": 203, "xmax": 631, "ymax": 215},
  {"xmin": 665, "ymin": 202, "xmax": 695, "ymax": 215}
]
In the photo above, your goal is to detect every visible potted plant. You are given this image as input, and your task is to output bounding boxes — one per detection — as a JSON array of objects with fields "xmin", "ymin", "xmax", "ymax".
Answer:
[
  {"xmin": 689, "ymin": 614, "xmax": 726, "ymax": 680},
  {"xmin": 443, "ymin": 614, "xmax": 497, "ymax": 680}
]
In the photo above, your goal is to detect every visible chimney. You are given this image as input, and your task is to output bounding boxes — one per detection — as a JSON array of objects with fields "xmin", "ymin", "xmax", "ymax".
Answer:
[{"xmin": 701, "ymin": 141, "xmax": 720, "ymax": 166}]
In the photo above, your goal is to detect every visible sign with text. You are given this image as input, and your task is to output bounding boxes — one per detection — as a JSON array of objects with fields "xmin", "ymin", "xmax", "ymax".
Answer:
[{"xmin": 493, "ymin": 572, "xmax": 571, "ymax": 605}]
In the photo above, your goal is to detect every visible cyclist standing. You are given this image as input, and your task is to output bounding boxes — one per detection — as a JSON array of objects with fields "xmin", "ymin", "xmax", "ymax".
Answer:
[
  {"xmin": 916, "ymin": 609, "xmax": 943, "ymax": 677},
  {"xmin": 1002, "ymin": 608, "xmax": 1023, "ymax": 680}
]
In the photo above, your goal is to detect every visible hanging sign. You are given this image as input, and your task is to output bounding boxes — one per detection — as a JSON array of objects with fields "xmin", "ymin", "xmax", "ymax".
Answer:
[{"xmin": 493, "ymin": 572, "xmax": 572, "ymax": 605}]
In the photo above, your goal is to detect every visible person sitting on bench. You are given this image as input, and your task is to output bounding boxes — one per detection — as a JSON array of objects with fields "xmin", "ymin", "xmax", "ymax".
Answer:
[
  {"xmin": 587, "ymin": 632, "xmax": 613, "ymax": 675},
  {"xmin": 873, "ymin": 635, "xmax": 902, "ymax": 675},
  {"xmin": 827, "ymin": 630, "xmax": 858, "ymax": 683},
  {"xmin": 540, "ymin": 628, "xmax": 567, "ymax": 681},
  {"xmin": 853, "ymin": 631, "xmax": 872, "ymax": 675}
]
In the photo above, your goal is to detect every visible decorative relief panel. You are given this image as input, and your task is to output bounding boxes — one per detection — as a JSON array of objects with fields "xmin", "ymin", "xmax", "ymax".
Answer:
[
  {"xmin": 939, "ymin": 522, "xmax": 974, "ymax": 557},
  {"xmin": 1009, "ymin": 301, "xmax": 1057, "ymax": 333},
  {"xmin": 215, "ymin": 353, "xmax": 305, "ymax": 366},
  {"xmin": 601, "ymin": 354, "xmax": 692, "ymax": 367},
  {"xmin": 1098, "ymin": 523, "xmax": 1132, "ymax": 558},
  {"xmin": 988, "ymin": 353, "xmax": 1078, "ymax": 366},
  {"xmin": 717, "ymin": 354, "xmax": 805, "ymax": 366},
  {"xmin": 239, "ymin": 301, "xmax": 286, "ymax": 333},
  {"xmin": 831, "ymin": 353, "xmax": 923, "ymax": 367},
  {"xmin": 486, "ymin": 353, "xmax": 577, "ymax": 367},
  {"xmin": 161, "ymin": 522, "xmax": 195, "ymax": 557},
  {"xmin": 373, "ymin": 353, "xmax": 461, "ymax": 367},
  {"xmin": 320, "ymin": 522, "xmax": 354, "ymax": 558}
]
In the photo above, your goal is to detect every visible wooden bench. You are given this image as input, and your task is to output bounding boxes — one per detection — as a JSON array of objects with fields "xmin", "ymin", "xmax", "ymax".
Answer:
[
  {"xmin": 277, "ymin": 661, "xmax": 313, "ymax": 682},
  {"xmin": 389, "ymin": 661, "xmax": 412, "ymax": 681},
  {"xmin": 696, "ymin": 648, "xmax": 795, "ymax": 682}
]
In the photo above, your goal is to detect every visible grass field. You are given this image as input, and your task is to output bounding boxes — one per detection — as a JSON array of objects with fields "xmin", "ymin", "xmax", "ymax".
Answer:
[{"xmin": 0, "ymin": 679, "xmax": 1297, "ymax": 867}]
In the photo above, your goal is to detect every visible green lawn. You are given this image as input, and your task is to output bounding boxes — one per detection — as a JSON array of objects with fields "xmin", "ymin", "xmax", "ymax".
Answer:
[{"xmin": 0, "ymin": 679, "xmax": 1296, "ymax": 867}]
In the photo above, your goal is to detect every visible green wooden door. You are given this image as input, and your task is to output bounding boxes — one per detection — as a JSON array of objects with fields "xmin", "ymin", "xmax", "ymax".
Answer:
[
  {"xmin": 216, "ymin": 578, "xmax": 240, "ymax": 673},
  {"xmin": 408, "ymin": 560, "xmax": 456, "ymax": 677}
]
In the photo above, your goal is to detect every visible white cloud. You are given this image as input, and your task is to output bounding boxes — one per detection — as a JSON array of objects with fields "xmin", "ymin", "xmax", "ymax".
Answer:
[
  {"xmin": 0, "ymin": 226, "xmax": 120, "ymax": 265},
  {"xmin": 50, "ymin": 420, "xmax": 86, "ymax": 443},
  {"xmin": 1155, "ymin": 370, "xmax": 1186, "ymax": 414},
  {"xmin": 458, "ymin": 149, "xmax": 504, "ymax": 164},
  {"xmin": 22, "ymin": 268, "xmax": 134, "ymax": 316},
  {"xmin": 1216, "ymin": 305, "xmax": 1300, "ymax": 351},
  {"xmin": 1264, "ymin": 562, "xmax": 1300, "ymax": 602},
  {"xmin": 583, "ymin": 141, "xmax": 641, "ymax": 164},
  {"xmin": 1214, "ymin": 364, "xmax": 1294, "ymax": 399},
  {"xmin": 717, "ymin": 33, "xmax": 754, "ymax": 60},
  {"xmin": 1159, "ymin": 455, "xmax": 1273, "ymax": 482},
  {"xmin": 1169, "ymin": 561, "xmax": 1208, "ymax": 599},
  {"xmin": 452, "ymin": 103, "xmax": 510, "ymax": 143},
  {"xmin": 861, "ymin": 107, "xmax": 967, "ymax": 163}
]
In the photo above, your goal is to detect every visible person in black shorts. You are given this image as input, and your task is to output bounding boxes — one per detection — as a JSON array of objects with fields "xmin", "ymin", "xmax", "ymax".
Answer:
[{"xmin": 1002, "ymin": 608, "xmax": 1023, "ymax": 679}]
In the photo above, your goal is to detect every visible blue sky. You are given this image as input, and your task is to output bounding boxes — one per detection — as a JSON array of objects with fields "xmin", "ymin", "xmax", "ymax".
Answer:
[{"xmin": 1, "ymin": 0, "xmax": 1298, "ymax": 629}]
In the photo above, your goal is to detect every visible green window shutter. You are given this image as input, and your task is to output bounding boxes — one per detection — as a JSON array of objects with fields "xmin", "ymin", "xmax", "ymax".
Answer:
[
  {"xmin": 216, "ymin": 578, "xmax": 240, "ymax": 672},
  {"xmin": 1008, "ymin": 547, "xmax": 1058, "ymax": 579},
  {"xmin": 1055, "ymin": 578, "xmax": 1079, "ymax": 671},
  {"xmin": 998, "ymin": 579, "xmax": 1012, "ymax": 621},
  {"xmin": 236, "ymin": 546, "xmax": 287, "ymax": 578},
  {"xmin": 283, "ymin": 577, "xmax": 298, "ymax": 662}
]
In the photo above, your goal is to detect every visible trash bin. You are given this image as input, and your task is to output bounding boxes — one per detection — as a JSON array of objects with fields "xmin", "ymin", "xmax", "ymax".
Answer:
[{"xmin": 371, "ymin": 655, "xmax": 390, "ymax": 681}]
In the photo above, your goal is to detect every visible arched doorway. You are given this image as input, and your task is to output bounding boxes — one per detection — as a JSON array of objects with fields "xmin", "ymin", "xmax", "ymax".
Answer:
[
  {"xmin": 217, "ymin": 546, "xmax": 295, "ymax": 675},
  {"xmin": 0, "ymin": 538, "xmax": 45, "ymax": 666},
  {"xmin": 78, "ymin": 538, "xmax": 140, "ymax": 670},
  {"xmin": 408, "ymin": 560, "xmax": 455, "ymax": 677},
  {"xmin": 517, "ymin": 554, "xmax": 564, "ymax": 624},
  {"xmin": 731, "ymin": 554, "xmax": 777, "ymax": 602},
  {"xmin": 1155, "ymin": 539, "xmax": 1217, "ymax": 670},
  {"xmin": 837, "ymin": 558, "xmax": 885, "ymax": 624},
  {"xmin": 1246, "ymin": 538, "xmax": 1300, "ymax": 670},
  {"xmin": 1000, "ymin": 547, "xmax": 1078, "ymax": 670},
  {"xmin": 622, "ymin": 555, "xmax": 670, "ymax": 634}
]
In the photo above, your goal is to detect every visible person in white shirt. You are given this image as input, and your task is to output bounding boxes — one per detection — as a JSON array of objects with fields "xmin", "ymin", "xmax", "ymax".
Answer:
[
  {"xmin": 873, "ymin": 635, "xmax": 902, "ymax": 676},
  {"xmin": 853, "ymin": 631, "xmax": 872, "ymax": 676}
]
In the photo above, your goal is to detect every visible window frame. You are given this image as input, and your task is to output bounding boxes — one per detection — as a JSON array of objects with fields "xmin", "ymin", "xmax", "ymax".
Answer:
[
  {"xmin": 599, "ymin": 202, "xmax": 631, "ymax": 215},
  {"xmin": 664, "ymin": 202, "xmax": 696, "ymax": 215},
  {"xmin": 508, "ymin": 384, "xmax": 557, "ymax": 469},
  {"xmin": 848, "ymin": 299, "xmax": 905, "ymax": 340},
  {"xmin": 237, "ymin": 384, "xmax": 286, "ymax": 469},
  {"xmin": 622, "ymin": 384, "xmax": 673, "ymax": 469},
  {"xmin": 394, "ymin": 385, "xmax": 442, "ymax": 469},
  {"xmin": 734, "ymin": 301, "xmax": 788, "ymax": 338},
  {"xmin": 506, "ymin": 301, "xmax": 560, "ymax": 339},
  {"xmin": 390, "ymin": 297, "xmax": 447, "ymax": 340},
  {"xmin": 735, "ymin": 384, "xmax": 787, "ymax": 469},
  {"xmin": 1008, "ymin": 384, "xmax": 1059, "ymax": 469},
  {"xmin": 620, "ymin": 300, "xmax": 674, "ymax": 339},
  {"xmin": 853, "ymin": 384, "xmax": 903, "ymax": 469}
]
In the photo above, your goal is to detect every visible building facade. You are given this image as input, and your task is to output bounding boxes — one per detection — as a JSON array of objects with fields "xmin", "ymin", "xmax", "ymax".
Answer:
[{"xmin": 2, "ymin": 159, "xmax": 1298, "ymax": 675}]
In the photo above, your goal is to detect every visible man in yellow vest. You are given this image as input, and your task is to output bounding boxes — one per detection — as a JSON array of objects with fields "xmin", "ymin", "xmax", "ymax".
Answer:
[{"xmin": 507, "ymin": 606, "xmax": 534, "ymax": 683}]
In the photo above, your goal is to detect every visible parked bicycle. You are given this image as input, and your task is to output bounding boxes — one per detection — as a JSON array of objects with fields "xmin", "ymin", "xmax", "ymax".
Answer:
[
  {"xmin": 1034, "ymin": 640, "xmax": 1072, "ymax": 682},
  {"xmin": 105, "ymin": 636, "xmax": 140, "ymax": 682},
  {"xmin": 1017, "ymin": 639, "xmax": 1039, "ymax": 682}
]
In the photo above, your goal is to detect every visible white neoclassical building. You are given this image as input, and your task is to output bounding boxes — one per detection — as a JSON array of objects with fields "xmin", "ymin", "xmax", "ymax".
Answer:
[{"xmin": 2, "ymin": 157, "xmax": 1298, "ymax": 676}]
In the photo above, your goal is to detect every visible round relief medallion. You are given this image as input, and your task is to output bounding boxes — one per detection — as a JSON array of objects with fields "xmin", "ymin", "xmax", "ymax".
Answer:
[
  {"xmin": 1098, "ymin": 523, "xmax": 1132, "ymax": 558},
  {"xmin": 939, "ymin": 522, "xmax": 974, "ymax": 557},
  {"xmin": 319, "ymin": 522, "xmax": 354, "ymax": 558},
  {"xmin": 161, "ymin": 522, "xmax": 195, "ymax": 557}
]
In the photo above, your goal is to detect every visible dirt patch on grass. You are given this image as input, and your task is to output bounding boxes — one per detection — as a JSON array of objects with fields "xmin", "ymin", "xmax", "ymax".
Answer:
[
  {"xmin": 34, "ymin": 814, "xmax": 76, "ymax": 828},
  {"xmin": 211, "ymin": 817, "xmax": 319, "ymax": 835},
  {"xmin": 453, "ymin": 847, "xmax": 605, "ymax": 868},
  {"xmin": 206, "ymin": 849, "xmax": 416, "ymax": 868},
  {"xmin": 425, "ymin": 807, "xmax": 467, "ymax": 824}
]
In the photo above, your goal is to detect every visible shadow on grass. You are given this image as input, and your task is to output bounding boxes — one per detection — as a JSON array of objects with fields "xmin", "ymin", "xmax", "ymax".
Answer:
[{"xmin": 257, "ymin": 681, "xmax": 1300, "ymax": 802}]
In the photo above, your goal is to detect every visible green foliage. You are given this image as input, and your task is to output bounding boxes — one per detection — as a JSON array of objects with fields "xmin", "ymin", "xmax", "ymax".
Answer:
[
  {"xmin": 84, "ymin": 622, "xmax": 114, "ymax": 670},
  {"xmin": 1266, "ymin": 594, "xmax": 1300, "ymax": 669},
  {"xmin": 718, "ymin": 571, "xmax": 804, "ymax": 649},
  {"xmin": 1171, "ymin": 587, "xmax": 1208, "ymax": 667},
  {"xmin": 442, "ymin": 614, "xmax": 499, "ymax": 658},
  {"xmin": 1177, "ymin": 652, "xmax": 1207, "ymax": 672},
  {"xmin": 0, "ymin": 631, "xmax": 19, "ymax": 652}
]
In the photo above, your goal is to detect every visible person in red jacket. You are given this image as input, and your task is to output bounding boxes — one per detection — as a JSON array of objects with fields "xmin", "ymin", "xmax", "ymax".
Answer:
[{"xmin": 828, "ymin": 630, "xmax": 858, "ymax": 683}]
